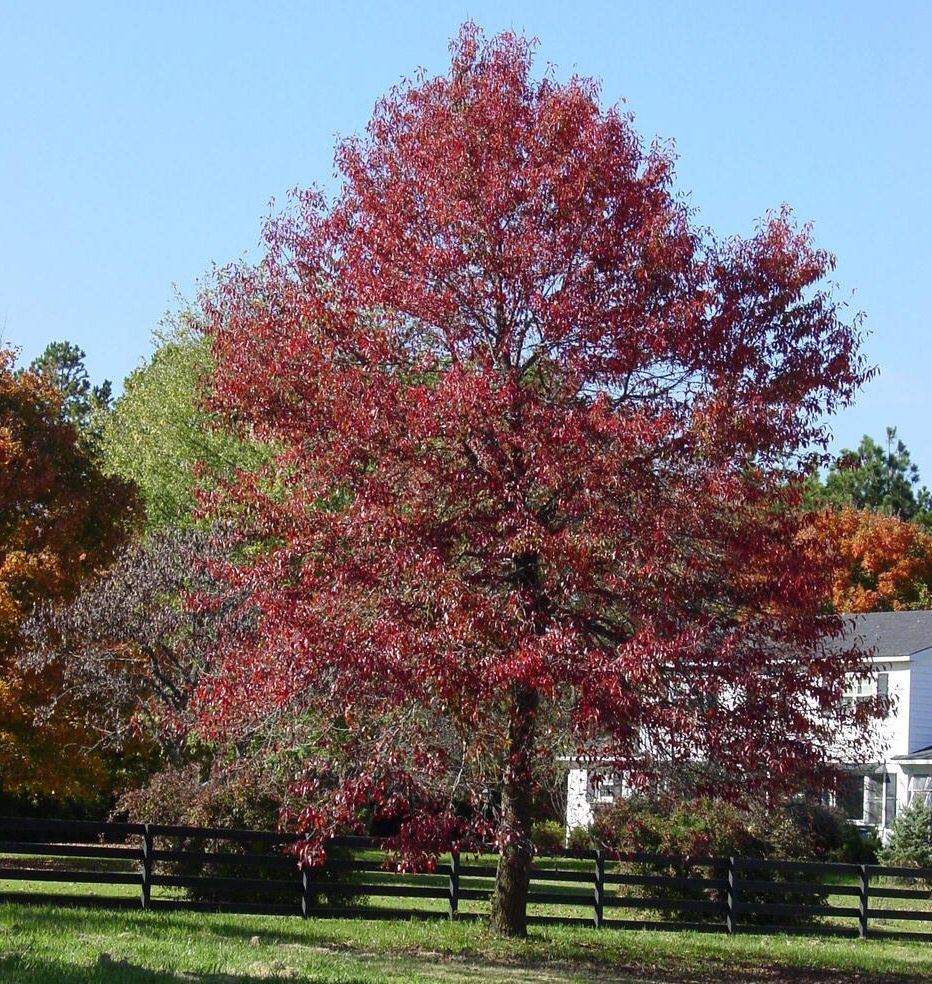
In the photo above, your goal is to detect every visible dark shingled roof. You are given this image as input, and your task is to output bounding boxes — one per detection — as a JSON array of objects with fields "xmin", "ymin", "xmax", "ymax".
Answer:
[
  {"xmin": 838, "ymin": 611, "xmax": 932, "ymax": 659},
  {"xmin": 894, "ymin": 743, "xmax": 932, "ymax": 762}
]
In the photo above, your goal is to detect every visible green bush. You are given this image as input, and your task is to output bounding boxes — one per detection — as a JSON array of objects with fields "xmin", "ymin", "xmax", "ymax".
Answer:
[
  {"xmin": 114, "ymin": 763, "xmax": 282, "ymax": 832},
  {"xmin": 566, "ymin": 826, "xmax": 594, "ymax": 852},
  {"xmin": 782, "ymin": 798, "xmax": 879, "ymax": 864},
  {"xmin": 880, "ymin": 802, "xmax": 932, "ymax": 871},
  {"xmin": 115, "ymin": 765, "xmax": 292, "ymax": 904},
  {"xmin": 531, "ymin": 820, "xmax": 565, "ymax": 854},
  {"xmin": 593, "ymin": 796, "xmax": 790, "ymax": 859},
  {"xmin": 592, "ymin": 794, "xmax": 869, "ymax": 863}
]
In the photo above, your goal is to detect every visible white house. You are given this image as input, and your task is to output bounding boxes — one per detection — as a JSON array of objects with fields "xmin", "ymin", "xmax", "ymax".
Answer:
[
  {"xmin": 833, "ymin": 611, "xmax": 932, "ymax": 835},
  {"xmin": 566, "ymin": 611, "xmax": 932, "ymax": 840}
]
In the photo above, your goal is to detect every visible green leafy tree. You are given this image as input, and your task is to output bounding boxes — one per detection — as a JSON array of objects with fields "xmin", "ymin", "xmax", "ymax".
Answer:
[
  {"xmin": 807, "ymin": 427, "xmax": 932, "ymax": 528},
  {"xmin": 102, "ymin": 314, "xmax": 269, "ymax": 529},
  {"xmin": 27, "ymin": 341, "xmax": 112, "ymax": 449}
]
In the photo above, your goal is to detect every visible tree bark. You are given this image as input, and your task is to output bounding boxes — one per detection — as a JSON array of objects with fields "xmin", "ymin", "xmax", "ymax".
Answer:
[{"xmin": 490, "ymin": 682, "xmax": 539, "ymax": 937}]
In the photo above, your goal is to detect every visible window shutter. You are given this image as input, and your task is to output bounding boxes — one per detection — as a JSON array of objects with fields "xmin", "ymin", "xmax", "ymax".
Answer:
[
  {"xmin": 876, "ymin": 672, "xmax": 889, "ymax": 697},
  {"xmin": 866, "ymin": 775, "xmax": 883, "ymax": 825},
  {"xmin": 885, "ymin": 772, "xmax": 898, "ymax": 825}
]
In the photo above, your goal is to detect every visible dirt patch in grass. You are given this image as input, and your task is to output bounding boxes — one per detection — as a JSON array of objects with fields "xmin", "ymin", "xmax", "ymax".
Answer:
[
  {"xmin": 278, "ymin": 942, "xmax": 929, "ymax": 984},
  {"xmin": 402, "ymin": 957, "xmax": 927, "ymax": 983}
]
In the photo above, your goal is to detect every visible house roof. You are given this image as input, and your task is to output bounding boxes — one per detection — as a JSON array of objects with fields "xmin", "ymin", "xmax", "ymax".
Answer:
[
  {"xmin": 836, "ymin": 611, "xmax": 932, "ymax": 659},
  {"xmin": 893, "ymin": 743, "xmax": 932, "ymax": 763}
]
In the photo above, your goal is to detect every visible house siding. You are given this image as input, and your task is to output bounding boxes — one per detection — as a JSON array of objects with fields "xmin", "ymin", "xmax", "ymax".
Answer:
[
  {"xmin": 882, "ymin": 663, "xmax": 911, "ymax": 759},
  {"xmin": 907, "ymin": 648, "xmax": 932, "ymax": 752}
]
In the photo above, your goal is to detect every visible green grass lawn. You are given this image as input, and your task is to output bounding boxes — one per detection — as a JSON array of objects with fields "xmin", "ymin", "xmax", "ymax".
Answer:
[
  {"xmin": 4, "ymin": 849, "xmax": 932, "ymax": 981},
  {"xmin": 4, "ymin": 900, "xmax": 932, "ymax": 983}
]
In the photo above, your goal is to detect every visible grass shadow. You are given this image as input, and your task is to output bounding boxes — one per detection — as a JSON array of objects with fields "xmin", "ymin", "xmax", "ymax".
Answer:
[{"xmin": 0, "ymin": 952, "xmax": 384, "ymax": 984}]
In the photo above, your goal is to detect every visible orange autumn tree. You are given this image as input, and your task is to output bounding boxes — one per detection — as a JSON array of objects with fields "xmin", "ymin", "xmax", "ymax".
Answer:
[
  {"xmin": 812, "ymin": 507, "xmax": 932, "ymax": 613},
  {"xmin": 0, "ymin": 348, "xmax": 139, "ymax": 801}
]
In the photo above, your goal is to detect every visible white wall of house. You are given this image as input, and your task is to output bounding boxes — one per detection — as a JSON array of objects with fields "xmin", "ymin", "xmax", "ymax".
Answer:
[
  {"xmin": 883, "ymin": 662, "xmax": 911, "ymax": 759},
  {"xmin": 566, "ymin": 768, "xmax": 594, "ymax": 834},
  {"xmin": 565, "ymin": 768, "xmax": 626, "ymax": 840},
  {"xmin": 840, "ymin": 660, "xmax": 910, "ymax": 760}
]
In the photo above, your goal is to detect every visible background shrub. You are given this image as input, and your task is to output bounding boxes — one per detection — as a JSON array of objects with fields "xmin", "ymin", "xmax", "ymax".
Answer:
[
  {"xmin": 531, "ymin": 820, "xmax": 565, "ymax": 854},
  {"xmin": 114, "ymin": 764, "xmax": 281, "ymax": 832},
  {"xmin": 589, "ymin": 795, "xmax": 868, "ymax": 923},
  {"xmin": 115, "ymin": 765, "xmax": 360, "ymax": 908},
  {"xmin": 592, "ymin": 794, "xmax": 871, "ymax": 863},
  {"xmin": 782, "ymin": 798, "xmax": 879, "ymax": 864},
  {"xmin": 566, "ymin": 826, "xmax": 594, "ymax": 852}
]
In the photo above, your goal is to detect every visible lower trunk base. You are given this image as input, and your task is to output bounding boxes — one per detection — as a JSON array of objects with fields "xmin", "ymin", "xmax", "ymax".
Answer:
[{"xmin": 489, "ymin": 845, "xmax": 532, "ymax": 937}]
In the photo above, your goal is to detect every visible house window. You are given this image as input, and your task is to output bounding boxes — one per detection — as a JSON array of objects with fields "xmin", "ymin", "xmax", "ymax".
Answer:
[
  {"xmin": 908, "ymin": 775, "xmax": 932, "ymax": 808},
  {"xmin": 836, "ymin": 772, "xmax": 888, "ymax": 825},
  {"xmin": 843, "ymin": 670, "xmax": 888, "ymax": 706},
  {"xmin": 585, "ymin": 772, "xmax": 623, "ymax": 805},
  {"xmin": 837, "ymin": 774, "xmax": 866, "ymax": 821},
  {"xmin": 865, "ymin": 775, "xmax": 884, "ymax": 825}
]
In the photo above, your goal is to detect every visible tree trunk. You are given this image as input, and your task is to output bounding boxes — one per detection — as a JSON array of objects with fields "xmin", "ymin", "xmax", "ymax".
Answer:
[{"xmin": 490, "ymin": 682, "xmax": 539, "ymax": 937}]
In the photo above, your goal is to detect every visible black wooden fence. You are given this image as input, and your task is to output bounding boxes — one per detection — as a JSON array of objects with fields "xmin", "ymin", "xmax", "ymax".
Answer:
[{"xmin": 2, "ymin": 816, "xmax": 932, "ymax": 940}]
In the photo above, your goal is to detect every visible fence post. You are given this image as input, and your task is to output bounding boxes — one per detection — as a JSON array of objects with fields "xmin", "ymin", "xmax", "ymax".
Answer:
[
  {"xmin": 594, "ymin": 850, "xmax": 605, "ymax": 928},
  {"xmin": 140, "ymin": 824, "xmax": 152, "ymax": 911},
  {"xmin": 448, "ymin": 850, "xmax": 460, "ymax": 920},
  {"xmin": 301, "ymin": 867, "xmax": 313, "ymax": 918},
  {"xmin": 726, "ymin": 856, "xmax": 738, "ymax": 934},
  {"xmin": 301, "ymin": 834, "xmax": 313, "ymax": 918},
  {"xmin": 858, "ymin": 864, "xmax": 870, "ymax": 939}
]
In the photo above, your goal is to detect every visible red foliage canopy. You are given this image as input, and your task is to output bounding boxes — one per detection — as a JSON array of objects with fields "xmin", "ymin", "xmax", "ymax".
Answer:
[{"xmin": 196, "ymin": 26, "xmax": 878, "ymax": 932}]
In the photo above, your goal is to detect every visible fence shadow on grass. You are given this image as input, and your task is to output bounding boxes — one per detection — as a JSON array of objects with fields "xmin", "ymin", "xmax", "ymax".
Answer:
[
  {"xmin": 0, "ymin": 901, "xmax": 330, "ymax": 949},
  {"xmin": 0, "ymin": 952, "xmax": 389, "ymax": 984}
]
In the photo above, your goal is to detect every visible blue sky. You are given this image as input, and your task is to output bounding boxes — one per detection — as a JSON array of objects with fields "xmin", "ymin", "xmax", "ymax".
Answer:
[{"xmin": 2, "ymin": 2, "xmax": 930, "ymax": 478}]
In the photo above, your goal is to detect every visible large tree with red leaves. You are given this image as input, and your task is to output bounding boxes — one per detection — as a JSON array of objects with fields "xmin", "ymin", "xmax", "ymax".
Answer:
[{"xmin": 196, "ymin": 26, "xmax": 878, "ymax": 935}]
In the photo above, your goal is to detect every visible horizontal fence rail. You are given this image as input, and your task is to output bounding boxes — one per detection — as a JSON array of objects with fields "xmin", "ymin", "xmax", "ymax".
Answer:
[{"xmin": 2, "ymin": 816, "xmax": 932, "ymax": 938}]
